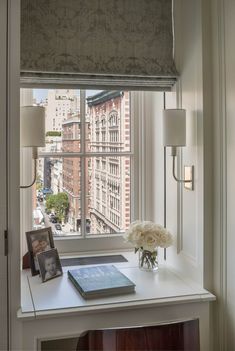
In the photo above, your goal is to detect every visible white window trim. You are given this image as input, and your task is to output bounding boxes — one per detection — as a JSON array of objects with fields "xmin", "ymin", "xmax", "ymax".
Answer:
[{"xmin": 21, "ymin": 89, "xmax": 152, "ymax": 254}]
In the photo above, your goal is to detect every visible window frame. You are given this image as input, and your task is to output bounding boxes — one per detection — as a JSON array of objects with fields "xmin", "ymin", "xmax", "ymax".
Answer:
[
  {"xmin": 21, "ymin": 89, "xmax": 170, "ymax": 255},
  {"xmin": 21, "ymin": 89, "xmax": 145, "ymax": 254}
]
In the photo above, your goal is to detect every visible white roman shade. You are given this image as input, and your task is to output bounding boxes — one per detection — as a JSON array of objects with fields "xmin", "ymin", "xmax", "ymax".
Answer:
[{"xmin": 20, "ymin": 0, "xmax": 178, "ymax": 90}]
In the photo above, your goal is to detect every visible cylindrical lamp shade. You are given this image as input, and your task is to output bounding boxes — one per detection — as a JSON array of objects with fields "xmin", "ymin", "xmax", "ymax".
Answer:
[
  {"xmin": 20, "ymin": 106, "xmax": 45, "ymax": 147},
  {"xmin": 162, "ymin": 109, "xmax": 186, "ymax": 147}
]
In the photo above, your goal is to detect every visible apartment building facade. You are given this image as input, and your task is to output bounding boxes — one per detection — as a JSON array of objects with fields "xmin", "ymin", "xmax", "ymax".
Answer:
[
  {"xmin": 87, "ymin": 91, "xmax": 131, "ymax": 234},
  {"xmin": 45, "ymin": 89, "xmax": 79, "ymax": 132},
  {"xmin": 62, "ymin": 113, "xmax": 91, "ymax": 232}
]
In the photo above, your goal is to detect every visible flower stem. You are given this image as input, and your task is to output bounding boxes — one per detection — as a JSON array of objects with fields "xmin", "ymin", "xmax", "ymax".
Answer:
[{"xmin": 139, "ymin": 249, "xmax": 158, "ymax": 270}]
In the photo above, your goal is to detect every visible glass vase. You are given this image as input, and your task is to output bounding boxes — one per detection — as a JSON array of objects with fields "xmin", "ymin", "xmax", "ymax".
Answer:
[{"xmin": 138, "ymin": 249, "xmax": 158, "ymax": 272}]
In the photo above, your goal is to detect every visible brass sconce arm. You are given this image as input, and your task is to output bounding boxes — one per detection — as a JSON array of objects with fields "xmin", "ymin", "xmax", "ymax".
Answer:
[
  {"xmin": 20, "ymin": 158, "xmax": 37, "ymax": 189},
  {"xmin": 20, "ymin": 147, "xmax": 38, "ymax": 189},
  {"xmin": 171, "ymin": 149, "xmax": 194, "ymax": 190}
]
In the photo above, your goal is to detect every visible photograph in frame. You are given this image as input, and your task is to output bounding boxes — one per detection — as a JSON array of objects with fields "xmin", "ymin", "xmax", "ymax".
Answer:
[
  {"xmin": 37, "ymin": 248, "xmax": 63, "ymax": 282},
  {"xmin": 26, "ymin": 227, "xmax": 54, "ymax": 276}
]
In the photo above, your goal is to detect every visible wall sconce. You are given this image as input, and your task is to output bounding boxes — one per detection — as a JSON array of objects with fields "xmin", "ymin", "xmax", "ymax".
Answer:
[
  {"xmin": 163, "ymin": 109, "xmax": 194, "ymax": 190},
  {"xmin": 20, "ymin": 106, "xmax": 45, "ymax": 189}
]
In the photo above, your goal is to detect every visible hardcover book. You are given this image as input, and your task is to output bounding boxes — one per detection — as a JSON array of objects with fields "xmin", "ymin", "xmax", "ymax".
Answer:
[{"xmin": 68, "ymin": 265, "xmax": 136, "ymax": 299}]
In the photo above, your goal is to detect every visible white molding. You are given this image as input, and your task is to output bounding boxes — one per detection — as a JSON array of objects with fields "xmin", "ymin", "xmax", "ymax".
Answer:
[
  {"xmin": 7, "ymin": 0, "xmax": 22, "ymax": 349},
  {"xmin": 80, "ymin": 90, "xmax": 86, "ymax": 238},
  {"xmin": 180, "ymin": 250, "xmax": 198, "ymax": 267},
  {"xmin": 212, "ymin": 0, "xmax": 227, "ymax": 350},
  {"xmin": 167, "ymin": 78, "xmax": 185, "ymax": 256},
  {"xmin": 20, "ymin": 89, "xmax": 34, "ymax": 257},
  {"xmin": 217, "ymin": 0, "xmax": 228, "ymax": 349},
  {"xmin": 175, "ymin": 79, "xmax": 184, "ymax": 254},
  {"xmin": 19, "ymin": 301, "xmax": 213, "ymax": 351},
  {"xmin": 172, "ymin": 2, "xmax": 187, "ymax": 256},
  {"xmin": 170, "ymin": 0, "xmax": 203, "ymax": 280},
  {"xmin": 218, "ymin": 0, "xmax": 227, "ymax": 315},
  {"xmin": 20, "ymin": 89, "xmax": 141, "ymax": 253},
  {"xmin": 0, "ymin": 0, "xmax": 9, "ymax": 349},
  {"xmin": 134, "ymin": 91, "xmax": 146, "ymax": 220}
]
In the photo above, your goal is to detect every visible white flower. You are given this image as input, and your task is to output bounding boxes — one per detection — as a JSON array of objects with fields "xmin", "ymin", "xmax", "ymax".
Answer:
[
  {"xmin": 123, "ymin": 220, "xmax": 173, "ymax": 251},
  {"xmin": 142, "ymin": 232, "xmax": 159, "ymax": 252}
]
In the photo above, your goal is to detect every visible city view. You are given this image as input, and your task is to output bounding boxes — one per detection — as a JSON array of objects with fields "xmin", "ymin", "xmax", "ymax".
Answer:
[{"xmin": 32, "ymin": 89, "xmax": 132, "ymax": 237}]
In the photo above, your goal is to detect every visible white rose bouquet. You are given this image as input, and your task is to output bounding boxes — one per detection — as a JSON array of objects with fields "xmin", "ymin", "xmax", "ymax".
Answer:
[{"xmin": 124, "ymin": 220, "xmax": 173, "ymax": 270}]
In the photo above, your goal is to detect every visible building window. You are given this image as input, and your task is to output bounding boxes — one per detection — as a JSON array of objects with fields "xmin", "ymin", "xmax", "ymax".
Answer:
[
  {"xmin": 109, "ymin": 111, "xmax": 118, "ymax": 127},
  {"xmin": 101, "ymin": 116, "xmax": 106, "ymax": 127}
]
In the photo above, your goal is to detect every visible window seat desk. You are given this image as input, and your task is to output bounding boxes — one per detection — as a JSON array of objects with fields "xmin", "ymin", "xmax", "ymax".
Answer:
[{"xmin": 19, "ymin": 251, "xmax": 215, "ymax": 350}]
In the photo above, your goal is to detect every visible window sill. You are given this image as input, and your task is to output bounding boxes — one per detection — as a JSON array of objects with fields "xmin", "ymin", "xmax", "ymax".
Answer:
[
  {"xmin": 19, "ymin": 251, "xmax": 215, "ymax": 320},
  {"xmin": 54, "ymin": 235, "xmax": 132, "ymax": 254}
]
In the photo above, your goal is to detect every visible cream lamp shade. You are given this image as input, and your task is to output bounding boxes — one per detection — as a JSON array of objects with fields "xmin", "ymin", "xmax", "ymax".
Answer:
[
  {"xmin": 20, "ymin": 106, "xmax": 45, "ymax": 147},
  {"xmin": 162, "ymin": 109, "xmax": 186, "ymax": 147}
]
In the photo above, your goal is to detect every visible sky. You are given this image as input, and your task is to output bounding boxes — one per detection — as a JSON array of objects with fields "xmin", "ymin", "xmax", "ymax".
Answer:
[
  {"xmin": 33, "ymin": 89, "xmax": 102, "ymax": 103},
  {"xmin": 33, "ymin": 89, "xmax": 48, "ymax": 103}
]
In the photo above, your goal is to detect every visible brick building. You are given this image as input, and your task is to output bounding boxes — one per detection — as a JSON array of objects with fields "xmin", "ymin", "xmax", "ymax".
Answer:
[
  {"xmin": 87, "ymin": 91, "xmax": 131, "ymax": 234},
  {"xmin": 62, "ymin": 113, "xmax": 90, "ymax": 232}
]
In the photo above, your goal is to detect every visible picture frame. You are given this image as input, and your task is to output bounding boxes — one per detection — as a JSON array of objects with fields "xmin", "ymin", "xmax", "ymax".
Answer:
[
  {"xmin": 26, "ymin": 227, "xmax": 54, "ymax": 276},
  {"xmin": 37, "ymin": 248, "xmax": 63, "ymax": 282}
]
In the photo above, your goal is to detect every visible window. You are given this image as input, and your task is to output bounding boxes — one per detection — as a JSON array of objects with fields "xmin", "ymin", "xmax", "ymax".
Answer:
[
  {"xmin": 24, "ymin": 89, "xmax": 134, "ymax": 247},
  {"xmin": 109, "ymin": 111, "xmax": 118, "ymax": 127},
  {"xmin": 21, "ymin": 89, "xmax": 166, "ymax": 253}
]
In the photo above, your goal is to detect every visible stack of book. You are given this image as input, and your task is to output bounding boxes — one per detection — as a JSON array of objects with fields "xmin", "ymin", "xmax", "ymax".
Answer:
[{"xmin": 68, "ymin": 265, "xmax": 136, "ymax": 299}]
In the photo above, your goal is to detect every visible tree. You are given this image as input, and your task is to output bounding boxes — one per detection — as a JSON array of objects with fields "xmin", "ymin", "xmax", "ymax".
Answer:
[
  {"xmin": 46, "ymin": 192, "xmax": 69, "ymax": 223},
  {"xmin": 46, "ymin": 131, "xmax": 61, "ymax": 137},
  {"xmin": 54, "ymin": 193, "xmax": 69, "ymax": 222},
  {"xmin": 36, "ymin": 173, "xmax": 43, "ymax": 191},
  {"xmin": 45, "ymin": 194, "xmax": 56, "ymax": 212}
]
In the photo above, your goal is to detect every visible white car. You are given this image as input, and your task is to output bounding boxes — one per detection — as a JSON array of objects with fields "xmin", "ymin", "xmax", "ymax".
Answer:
[{"xmin": 54, "ymin": 223, "xmax": 63, "ymax": 236}]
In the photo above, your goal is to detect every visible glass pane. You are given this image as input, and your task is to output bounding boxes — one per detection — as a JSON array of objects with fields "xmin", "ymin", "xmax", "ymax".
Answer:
[
  {"xmin": 86, "ymin": 156, "xmax": 131, "ymax": 235},
  {"xmin": 86, "ymin": 90, "xmax": 131, "ymax": 153},
  {"xmin": 33, "ymin": 89, "xmax": 81, "ymax": 155},
  {"xmin": 33, "ymin": 89, "xmax": 131, "ymax": 155},
  {"xmin": 33, "ymin": 157, "xmax": 81, "ymax": 237}
]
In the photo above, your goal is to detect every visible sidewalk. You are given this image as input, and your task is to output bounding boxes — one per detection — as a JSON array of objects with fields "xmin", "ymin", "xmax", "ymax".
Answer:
[{"xmin": 62, "ymin": 222, "xmax": 79, "ymax": 235}]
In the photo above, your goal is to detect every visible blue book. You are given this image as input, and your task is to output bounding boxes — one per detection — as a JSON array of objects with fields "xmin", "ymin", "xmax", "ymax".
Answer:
[{"xmin": 68, "ymin": 265, "xmax": 135, "ymax": 299}]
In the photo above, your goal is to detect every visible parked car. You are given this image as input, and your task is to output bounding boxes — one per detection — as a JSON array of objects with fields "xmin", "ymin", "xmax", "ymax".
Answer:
[
  {"xmin": 49, "ymin": 213, "xmax": 57, "ymax": 222},
  {"xmin": 33, "ymin": 224, "xmax": 44, "ymax": 230},
  {"xmin": 55, "ymin": 224, "xmax": 62, "ymax": 231},
  {"xmin": 37, "ymin": 194, "xmax": 44, "ymax": 202},
  {"xmin": 54, "ymin": 223, "xmax": 63, "ymax": 236},
  {"xmin": 42, "ymin": 188, "xmax": 53, "ymax": 195}
]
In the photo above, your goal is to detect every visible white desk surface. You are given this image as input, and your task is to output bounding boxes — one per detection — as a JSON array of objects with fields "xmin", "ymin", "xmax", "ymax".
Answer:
[{"xmin": 20, "ymin": 251, "xmax": 215, "ymax": 320}]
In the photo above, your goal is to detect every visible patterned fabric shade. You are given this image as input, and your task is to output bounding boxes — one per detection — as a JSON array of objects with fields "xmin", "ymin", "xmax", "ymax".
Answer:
[{"xmin": 21, "ymin": 0, "xmax": 178, "ymax": 90}]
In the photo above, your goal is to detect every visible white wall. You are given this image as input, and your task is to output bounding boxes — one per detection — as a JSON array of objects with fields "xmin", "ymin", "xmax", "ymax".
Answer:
[
  {"xmin": 138, "ymin": 0, "xmax": 207, "ymax": 287},
  {"xmin": 142, "ymin": 91, "xmax": 178, "ymax": 260},
  {"xmin": 9, "ymin": 0, "xmax": 216, "ymax": 348},
  {"xmin": 177, "ymin": 0, "xmax": 235, "ymax": 348},
  {"xmin": 143, "ymin": 91, "xmax": 164, "ymax": 223},
  {"xmin": 212, "ymin": 0, "xmax": 235, "ymax": 349},
  {"xmin": 155, "ymin": 0, "xmax": 206, "ymax": 285},
  {"xmin": 8, "ymin": 1, "xmax": 22, "ymax": 349}
]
